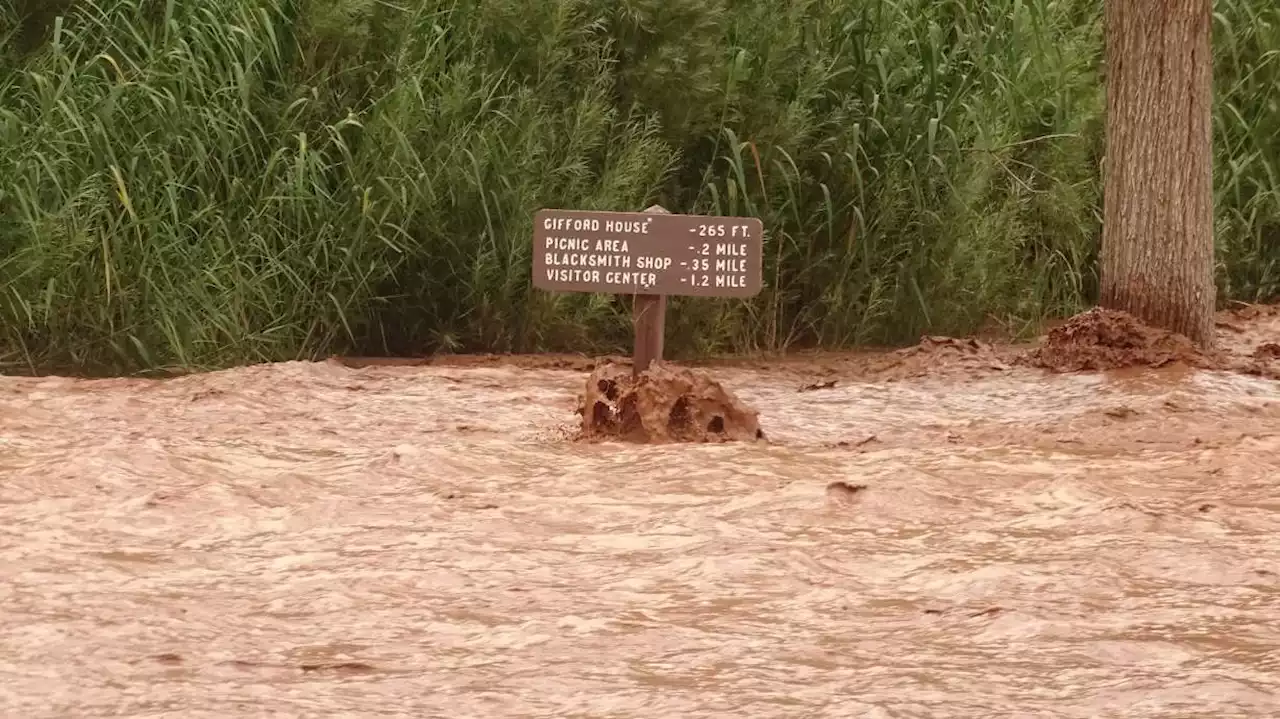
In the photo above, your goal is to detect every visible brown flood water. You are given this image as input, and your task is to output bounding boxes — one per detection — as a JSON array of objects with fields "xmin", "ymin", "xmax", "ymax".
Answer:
[{"xmin": 2, "ymin": 312, "xmax": 1280, "ymax": 718}]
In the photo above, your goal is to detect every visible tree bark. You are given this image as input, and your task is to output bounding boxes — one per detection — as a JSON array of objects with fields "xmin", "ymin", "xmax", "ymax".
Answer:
[{"xmin": 1101, "ymin": 0, "xmax": 1216, "ymax": 348}]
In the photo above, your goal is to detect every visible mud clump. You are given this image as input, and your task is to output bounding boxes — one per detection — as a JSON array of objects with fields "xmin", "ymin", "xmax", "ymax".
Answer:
[
  {"xmin": 1021, "ymin": 308, "xmax": 1213, "ymax": 373},
  {"xmin": 1253, "ymin": 342, "xmax": 1280, "ymax": 360},
  {"xmin": 578, "ymin": 362, "xmax": 764, "ymax": 443},
  {"xmin": 1239, "ymin": 346, "xmax": 1280, "ymax": 380}
]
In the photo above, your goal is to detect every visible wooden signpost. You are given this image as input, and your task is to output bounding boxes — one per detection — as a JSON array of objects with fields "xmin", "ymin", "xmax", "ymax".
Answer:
[{"xmin": 532, "ymin": 204, "xmax": 764, "ymax": 376}]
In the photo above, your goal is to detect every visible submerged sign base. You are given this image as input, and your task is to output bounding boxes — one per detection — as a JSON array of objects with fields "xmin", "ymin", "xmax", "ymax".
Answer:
[{"xmin": 532, "ymin": 209, "xmax": 764, "ymax": 298}]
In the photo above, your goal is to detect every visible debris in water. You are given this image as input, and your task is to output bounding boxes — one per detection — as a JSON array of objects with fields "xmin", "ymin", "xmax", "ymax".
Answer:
[
  {"xmin": 1104, "ymin": 406, "xmax": 1140, "ymax": 419},
  {"xmin": 577, "ymin": 362, "xmax": 764, "ymax": 443},
  {"xmin": 832, "ymin": 434, "xmax": 880, "ymax": 449},
  {"xmin": 298, "ymin": 661, "xmax": 377, "ymax": 674},
  {"xmin": 825, "ymin": 481, "xmax": 868, "ymax": 506},
  {"xmin": 1253, "ymin": 342, "xmax": 1280, "ymax": 360},
  {"xmin": 798, "ymin": 379, "xmax": 838, "ymax": 392}
]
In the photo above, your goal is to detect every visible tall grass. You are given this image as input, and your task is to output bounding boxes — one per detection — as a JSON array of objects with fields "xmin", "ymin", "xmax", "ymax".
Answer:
[{"xmin": 1, "ymin": 0, "xmax": 1277, "ymax": 373}]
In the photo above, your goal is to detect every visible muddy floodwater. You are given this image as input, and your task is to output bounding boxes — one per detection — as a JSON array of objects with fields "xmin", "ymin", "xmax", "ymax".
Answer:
[{"xmin": 3, "ymin": 312, "xmax": 1280, "ymax": 718}]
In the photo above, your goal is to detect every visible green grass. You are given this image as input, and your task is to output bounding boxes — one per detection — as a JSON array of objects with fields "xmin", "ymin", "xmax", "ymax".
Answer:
[{"xmin": 1, "ymin": 0, "xmax": 1277, "ymax": 374}]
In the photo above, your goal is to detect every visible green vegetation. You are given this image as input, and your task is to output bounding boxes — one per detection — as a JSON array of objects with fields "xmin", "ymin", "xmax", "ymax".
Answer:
[{"xmin": 2, "ymin": 0, "xmax": 1277, "ymax": 374}]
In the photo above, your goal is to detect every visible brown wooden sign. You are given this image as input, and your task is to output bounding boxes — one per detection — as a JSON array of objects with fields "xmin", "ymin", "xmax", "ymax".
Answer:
[{"xmin": 532, "ymin": 209, "xmax": 764, "ymax": 298}]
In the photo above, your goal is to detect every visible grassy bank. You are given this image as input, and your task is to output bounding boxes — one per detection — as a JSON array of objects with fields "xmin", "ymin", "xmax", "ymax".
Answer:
[{"xmin": 2, "ymin": 0, "xmax": 1278, "ymax": 374}]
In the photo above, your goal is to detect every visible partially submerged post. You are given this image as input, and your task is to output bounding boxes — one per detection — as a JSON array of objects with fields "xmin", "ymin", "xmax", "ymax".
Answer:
[
  {"xmin": 531, "ymin": 205, "xmax": 764, "ymax": 375},
  {"xmin": 631, "ymin": 205, "xmax": 669, "ymax": 375}
]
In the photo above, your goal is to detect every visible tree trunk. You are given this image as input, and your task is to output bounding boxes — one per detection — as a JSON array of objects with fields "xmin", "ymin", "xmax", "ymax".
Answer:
[{"xmin": 1101, "ymin": 0, "xmax": 1216, "ymax": 348}]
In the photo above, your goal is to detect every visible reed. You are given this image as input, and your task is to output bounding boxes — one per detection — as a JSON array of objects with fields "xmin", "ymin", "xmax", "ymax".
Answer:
[{"xmin": 1, "ymin": 0, "xmax": 1276, "ymax": 373}]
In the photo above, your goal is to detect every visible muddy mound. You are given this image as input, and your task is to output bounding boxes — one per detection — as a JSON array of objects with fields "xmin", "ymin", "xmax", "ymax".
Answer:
[
  {"xmin": 577, "ymin": 362, "xmax": 764, "ymax": 443},
  {"xmin": 1237, "ymin": 342, "xmax": 1280, "ymax": 380},
  {"xmin": 887, "ymin": 335, "xmax": 1009, "ymax": 374},
  {"xmin": 845, "ymin": 335, "xmax": 1011, "ymax": 382},
  {"xmin": 1021, "ymin": 308, "xmax": 1211, "ymax": 372}
]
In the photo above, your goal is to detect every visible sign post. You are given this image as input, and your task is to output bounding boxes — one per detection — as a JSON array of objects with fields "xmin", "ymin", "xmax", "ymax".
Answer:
[
  {"xmin": 532, "ymin": 205, "xmax": 764, "ymax": 376},
  {"xmin": 632, "ymin": 205, "xmax": 669, "ymax": 375}
]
